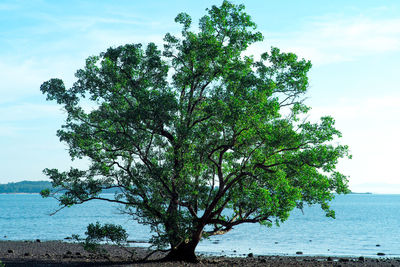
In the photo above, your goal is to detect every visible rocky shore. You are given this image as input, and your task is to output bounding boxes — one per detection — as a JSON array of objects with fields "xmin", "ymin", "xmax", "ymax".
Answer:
[{"xmin": 1, "ymin": 241, "xmax": 400, "ymax": 266}]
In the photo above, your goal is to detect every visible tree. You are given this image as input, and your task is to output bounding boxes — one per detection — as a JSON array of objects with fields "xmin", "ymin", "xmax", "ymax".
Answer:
[{"xmin": 40, "ymin": 1, "xmax": 350, "ymax": 262}]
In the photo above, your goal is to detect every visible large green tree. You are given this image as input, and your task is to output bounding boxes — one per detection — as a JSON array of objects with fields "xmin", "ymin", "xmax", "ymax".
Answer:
[{"xmin": 41, "ymin": 1, "xmax": 350, "ymax": 262}]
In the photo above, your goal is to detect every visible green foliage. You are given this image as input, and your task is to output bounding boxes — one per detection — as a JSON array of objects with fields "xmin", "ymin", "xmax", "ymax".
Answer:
[
  {"xmin": 40, "ymin": 0, "xmax": 350, "ymax": 259},
  {"xmin": 40, "ymin": 188, "xmax": 51, "ymax": 197},
  {"xmin": 73, "ymin": 222, "xmax": 128, "ymax": 255},
  {"xmin": 85, "ymin": 222, "xmax": 128, "ymax": 244}
]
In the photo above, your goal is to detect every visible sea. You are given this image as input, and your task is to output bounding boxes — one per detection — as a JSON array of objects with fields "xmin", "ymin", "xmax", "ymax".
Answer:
[{"xmin": 0, "ymin": 193, "xmax": 399, "ymax": 258}]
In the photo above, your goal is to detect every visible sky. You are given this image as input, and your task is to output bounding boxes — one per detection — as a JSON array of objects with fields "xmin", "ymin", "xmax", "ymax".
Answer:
[{"xmin": 1, "ymin": 0, "xmax": 399, "ymax": 193}]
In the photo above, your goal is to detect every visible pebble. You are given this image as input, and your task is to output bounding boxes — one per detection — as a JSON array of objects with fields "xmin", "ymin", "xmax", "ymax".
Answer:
[
  {"xmin": 358, "ymin": 256, "xmax": 365, "ymax": 262},
  {"xmin": 7, "ymin": 249, "xmax": 13, "ymax": 253}
]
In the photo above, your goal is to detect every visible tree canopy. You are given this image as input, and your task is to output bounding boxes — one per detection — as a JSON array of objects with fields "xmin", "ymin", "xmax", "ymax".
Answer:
[{"xmin": 40, "ymin": 1, "xmax": 350, "ymax": 262}]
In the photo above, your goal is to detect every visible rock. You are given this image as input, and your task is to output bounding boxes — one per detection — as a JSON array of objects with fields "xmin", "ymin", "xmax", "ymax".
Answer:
[
  {"xmin": 339, "ymin": 258, "xmax": 350, "ymax": 262},
  {"xmin": 327, "ymin": 257, "xmax": 333, "ymax": 261},
  {"xmin": 376, "ymin": 244, "xmax": 381, "ymax": 247},
  {"xmin": 377, "ymin": 252, "xmax": 385, "ymax": 256},
  {"xmin": 24, "ymin": 252, "xmax": 30, "ymax": 256},
  {"xmin": 296, "ymin": 251, "xmax": 303, "ymax": 255},
  {"xmin": 75, "ymin": 252, "xmax": 81, "ymax": 256},
  {"xmin": 358, "ymin": 256, "xmax": 365, "ymax": 262},
  {"xmin": 7, "ymin": 249, "xmax": 13, "ymax": 253},
  {"xmin": 248, "ymin": 253, "xmax": 254, "ymax": 258},
  {"xmin": 66, "ymin": 250, "xmax": 72, "ymax": 255},
  {"xmin": 233, "ymin": 250, "xmax": 237, "ymax": 253},
  {"xmin": 36, "ymin": 239, "xmax": 41, "ymax": 242},
  {"xmin": 274, "ymin": 242, "xmax": 278, "ymax": 244}
]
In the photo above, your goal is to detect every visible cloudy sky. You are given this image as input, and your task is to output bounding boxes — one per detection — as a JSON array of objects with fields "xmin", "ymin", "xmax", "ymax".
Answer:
[{"xmin": 1, "ymin": 0, "xmax": 399, "ymax": 193}]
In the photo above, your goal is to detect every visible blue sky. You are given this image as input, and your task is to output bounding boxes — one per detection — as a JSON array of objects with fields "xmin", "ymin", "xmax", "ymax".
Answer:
[{"xmin": 1, "ymin": 0, "xmax": 400, "ymax": 193}]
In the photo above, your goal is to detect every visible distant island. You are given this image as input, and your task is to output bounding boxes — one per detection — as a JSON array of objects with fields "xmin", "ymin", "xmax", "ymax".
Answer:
[
  {"xmin": 0, "ymin": 180, "xmax": 120, "ymax": 194},
  {"xmin": 0, "ymin": 181, "xmax": 52, "ymax": 194}
]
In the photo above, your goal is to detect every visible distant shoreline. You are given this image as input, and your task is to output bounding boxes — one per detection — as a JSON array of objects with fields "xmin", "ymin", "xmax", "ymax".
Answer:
[
  {"xmin": 0, "ymin": 192, "xmax": 40, "ymax": 195},
  {"xmin": 0, "ymin": 180, "xmax": 119, "ymax": 194},
  {"xmin": 0, "ymin": 181, "xmax": 51, "ymax": 194}
]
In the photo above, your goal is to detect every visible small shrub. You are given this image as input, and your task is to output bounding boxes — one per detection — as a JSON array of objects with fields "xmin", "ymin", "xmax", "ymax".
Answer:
[{"xmin": 74, "ymin": 222, "xmax": 133, "ymax": 258}]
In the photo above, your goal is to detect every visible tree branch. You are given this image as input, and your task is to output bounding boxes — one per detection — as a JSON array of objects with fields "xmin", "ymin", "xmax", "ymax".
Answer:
[{"xmin": 179, "ymin": 201, "xmax": 198, "ymax": 219}]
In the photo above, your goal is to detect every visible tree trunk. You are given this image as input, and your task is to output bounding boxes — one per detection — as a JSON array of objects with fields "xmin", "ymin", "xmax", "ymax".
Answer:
[{"xmin": 163, "ymin": 239, "xmax": 200, "ymax": 263}]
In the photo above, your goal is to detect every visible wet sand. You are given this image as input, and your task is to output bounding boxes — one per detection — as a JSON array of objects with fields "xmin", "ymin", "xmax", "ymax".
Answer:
[{"xmin": 0, "ymin": 240, "xmax": 399, "ymax": 266}]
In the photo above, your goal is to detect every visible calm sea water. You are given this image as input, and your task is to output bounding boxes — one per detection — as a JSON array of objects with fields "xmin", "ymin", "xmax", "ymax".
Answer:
[{"xmin": 0, "ymin": 194, "xmax": 399, "ymax": 257}]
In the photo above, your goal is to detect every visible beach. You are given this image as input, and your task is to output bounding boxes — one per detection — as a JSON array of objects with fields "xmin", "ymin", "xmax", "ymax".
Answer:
[{"xmin": 1, "ymin": 241, "xmax": 399, "ymax": 266}]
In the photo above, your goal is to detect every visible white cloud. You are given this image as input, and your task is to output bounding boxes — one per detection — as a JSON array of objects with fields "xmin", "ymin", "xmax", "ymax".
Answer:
[
  {"xmin": 0, "ymin": 60, "xmax": 44, "ymax": 101},
  {"xmin": 0, "ymin": 56, "xmax": 82, "ymax": 104},
  {"xmin": 308, "ymin": 95, "xmax": 400, "ymax": 192},
  {"xmin": 0, "ymin": 103, "xmax": 63, "ymax": 122},
  {"xmin": 263, "ymin": 16, "xmax": 400, "ymax": 65},
  {"xmin": 0, "ymin": 103, "xmax": 65, "ymax": 138}
]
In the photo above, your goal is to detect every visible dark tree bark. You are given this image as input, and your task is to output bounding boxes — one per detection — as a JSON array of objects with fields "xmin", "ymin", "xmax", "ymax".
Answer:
[{"xmin": 162, "ymin": 240, "xmax": 200, "ymax": 263}]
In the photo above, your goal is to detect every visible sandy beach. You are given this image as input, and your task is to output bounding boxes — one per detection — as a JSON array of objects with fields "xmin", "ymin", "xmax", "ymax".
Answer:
[{"xmin": 0, "ymin": 241, "xmax": 400, "ymax": 266}]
